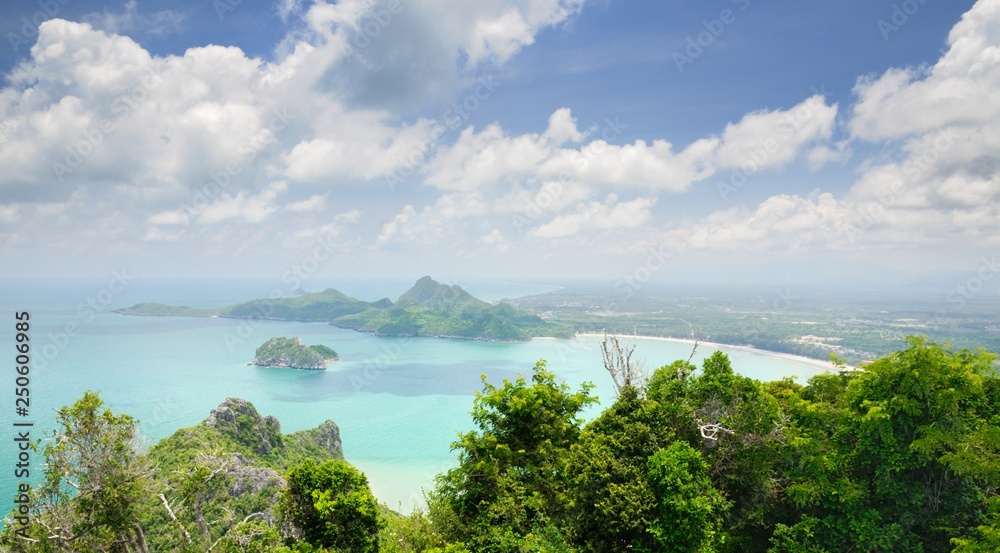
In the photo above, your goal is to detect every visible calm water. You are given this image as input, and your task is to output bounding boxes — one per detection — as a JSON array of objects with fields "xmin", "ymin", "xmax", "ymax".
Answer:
[{"xmin": 0, "ymin": 279, "xmax": 833, "ymax": 513}]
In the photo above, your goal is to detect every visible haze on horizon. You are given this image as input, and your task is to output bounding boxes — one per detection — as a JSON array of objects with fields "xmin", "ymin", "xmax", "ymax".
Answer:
[{"xmin": 0, "ymin": 0, "xmax": 997, "ymax": 292}]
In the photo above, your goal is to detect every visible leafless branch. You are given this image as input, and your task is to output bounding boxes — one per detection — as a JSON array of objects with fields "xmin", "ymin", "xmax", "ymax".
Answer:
[
  {"xmin": 159, "ymin": 493, "xmax": 192, "ymax": 544},
  {"xmin": 207, "ymin": 512, "xmax": 266, "ymax": 553},
  {"xmin": 698, "ymin": 423, "xmax": 735, "ymax": 441},
  {"xmin": 681, "ymin": 319, "xmax": 702, "ymax": 365},
  {"xmin": 600, "ymin": 333, "xmax": 646, "ymax": 395}
]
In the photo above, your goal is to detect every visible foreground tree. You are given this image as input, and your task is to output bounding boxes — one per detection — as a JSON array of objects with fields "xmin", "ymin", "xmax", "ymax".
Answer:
[
  {"xmin": 647, "ymin": 442, "xmax": 728, "ymax": 552},
  {"xmin": 771, "ymin": 337, "xmax": 1000, "ymax": 552},
  {"xmin": 565, "ymin": 385, "xmax": 676, "ymax": 552},
  {"xmin": 2, "ymin": 391, "xmax": 151, "ymax": 553},
  {"xmin": 432, "ymin": 360, "xmax": 596, "ymax": 551},
  {"xmin": 282, "ymin": 458, "xmax": 381, "ymax": 552},
  {"xmin": 846, "ymin": 338, "xmax": 996, "ymax": 551}
]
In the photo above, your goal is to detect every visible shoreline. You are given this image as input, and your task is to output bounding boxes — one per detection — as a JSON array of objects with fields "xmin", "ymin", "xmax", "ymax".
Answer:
[{"xmin": 572, "ymin": 333, "xmax": 838, "ymax": 372}]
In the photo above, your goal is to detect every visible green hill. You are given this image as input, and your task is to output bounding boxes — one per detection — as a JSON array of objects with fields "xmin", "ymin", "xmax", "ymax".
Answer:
[
  {"xmin": 328, "ymin": 276, "xmax": 573, "ymax": 340},
  {"xmin": 117, "ymin": 276, "xmax": 573, "ymax": 341},
  {"xmin": 252, "ymin": 337, "xmax": 338, "ymax": 370},
  {"xmin": 141, "ymin": 397, "xmax": 346, "ymax": 552}
]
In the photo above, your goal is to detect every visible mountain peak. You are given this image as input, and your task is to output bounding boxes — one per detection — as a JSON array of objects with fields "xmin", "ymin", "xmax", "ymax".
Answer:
[{"xmin": 396, "ymin": 276, "xmax": 482, "ymax": 310}]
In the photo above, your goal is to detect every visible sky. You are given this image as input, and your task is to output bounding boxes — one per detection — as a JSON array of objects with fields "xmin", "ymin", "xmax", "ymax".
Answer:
[{"xmin": 0, "ymin": 0, "xmax": 996, "ymax": 288}]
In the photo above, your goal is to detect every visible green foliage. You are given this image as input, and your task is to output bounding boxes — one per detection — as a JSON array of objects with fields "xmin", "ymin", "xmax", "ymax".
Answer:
[
  {"xmin": 693, "ymin": 353, "xmax": 786, "ymax": 550},
  {"xmin": 282, "ymin": 459, "xmax": 381, "ymax": 552},
  {"xmin": 566, "ymin": 385, "xmax": 674, "ymax": 552},
  {"xmin": 647, "ymin": 442, "xmax": 728, "ymax": 552},
  {"xmin": 141, "ymin": 399, "xmax": 344, "ymax": 552},
  {"xmin": 766, "ymin": 516, "xmax": 829, "ymax": 553},
  {"xmin": 434, "ymin": 360, "xmax": 595, "ymax": 551},
  {"xmin": 122, "ymin": 276, "xmax": 574, "ymax": 341},
  {"xmin": 10, "ymin": 338, "xmax": 1000, "ymax": 553},
  {"xmin": 254, "ymin": 337, "xmax": 332, "ymax": 369},
  {"xmin": 846, "ymin": 337, "xmax": 994, "ymax": 549},
  {"xmin": 213, "ymin": 518, "xmax": 287, "ymax": 553},
  {"xmin": 952, "ymin": 497, "xmax": 1000, "ymax": 551},
  {"xmin": 1, "ymin": 391, "xmax": 151, "ymax": 553},
  {"xmin": 309, "ymin": 344, "xmax": 339, "ymax": 359},
  {"xmin": 379, "ymin": 508, "xmax": 450, "ymax": 553},
  {"xmin": 770, "ymin": 337, "xmax": 1000, "ymax": 552}
]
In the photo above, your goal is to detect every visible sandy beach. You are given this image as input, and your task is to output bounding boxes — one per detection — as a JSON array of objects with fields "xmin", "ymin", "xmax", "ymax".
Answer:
[{"xmin": 573, "ymin": 333, "xmax": 839, "ymax": 372}]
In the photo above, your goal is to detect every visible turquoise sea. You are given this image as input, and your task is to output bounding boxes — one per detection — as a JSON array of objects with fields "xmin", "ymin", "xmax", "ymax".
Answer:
[{"xmin": 0, "ymin": 278, "xmax": 834, "ymax": 514}]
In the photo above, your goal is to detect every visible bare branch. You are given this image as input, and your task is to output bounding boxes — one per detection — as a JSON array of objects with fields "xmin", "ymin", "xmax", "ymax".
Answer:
[
  {"xmin": 681, "ymin": 319, "xmax": 702, "ymax": 365},
  {"xmin": 207, "ymin": 512, "xmax": 266, "ymax": 553},
  {"xmin": 600, "ymin": 333, "xmax": 646, "ymax": 396},
  {"xmin": 698, "ymin": 423, "xmax": 735, "ymax": 441},
  {"xmin": 158, "ymin": 493, "xmax": 192, "ymax": 544}
]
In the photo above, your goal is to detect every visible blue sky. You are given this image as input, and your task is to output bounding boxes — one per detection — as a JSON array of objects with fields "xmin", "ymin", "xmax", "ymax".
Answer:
[{"xmin": 0, "ymin": 0, "xmax": 995, "ymax": 288}]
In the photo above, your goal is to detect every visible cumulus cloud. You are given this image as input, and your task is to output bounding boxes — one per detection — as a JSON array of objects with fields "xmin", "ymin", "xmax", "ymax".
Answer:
[
  {"xmin": 146, "ymin": 182, "xmax": 289, "ymax": 227},
  {"xmin": 282, "ymin": 118, "xmax": 439, "ymax": 182},
  {"xmin": 0, "ymin": 0, "xmax": 599, "ymax": 269},
  {"xmin": 287, "ymin": 194, "xmax": 327, "ymax": 212},
  {"xmin": 657, "ymin": 193, "xmax": 852, "ymax": 253},
  {"xmin": 373, "ymin": 94, "xmax": 837, "ymax": 249},
  {"xmin": 479, "ymin": 228, "xmax": 511, "ymax": 252},
  {"xmin": 426, "ymin": 96, "xmax": 837, "ymax": 195},
  {"xmin": 532, "ymin": 195, "xmax": 657, "ymax": 238},
  {"xmin": 282, "ymin": 0, "xmax": 586, "ymax": 111},
  {"xmin": 655, "ymin": 0, "xmax": 1000, "ymax": 258},
  {"xmin": 375, "ymin": 204, "xmax": 418, "ymax": 246},
  {"xmin": 850, "ymin": 0, "xmax": 1000, "ymax": 141},
  {"xmin": 4, "ymin": 0, "xmax": 998, "ymax": 277},
  {"xmin": 713, "ymin": 95, "xmax": 838, "ymax": 170}
]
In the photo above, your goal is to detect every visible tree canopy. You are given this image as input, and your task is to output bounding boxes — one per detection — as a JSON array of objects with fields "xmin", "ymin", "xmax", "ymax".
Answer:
[{"xmin": 5, "ymin": 337, "xmax": 1000, "ymax": 553}]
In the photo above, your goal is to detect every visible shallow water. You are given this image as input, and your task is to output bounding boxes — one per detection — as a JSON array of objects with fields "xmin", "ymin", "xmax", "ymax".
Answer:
[{"xmin": 0, "ymin": 279, "xmax": 833, "ymax": 513}]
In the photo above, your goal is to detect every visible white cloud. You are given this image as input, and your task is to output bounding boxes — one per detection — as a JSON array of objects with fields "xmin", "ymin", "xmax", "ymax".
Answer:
[
  {"xmin": 422, "ymin": 0, "xmax": 586, "ymax": 67},
  {"xmin": 283, "ymin": 118, "xmax": 440, "ymax": 182},
  {"xmin": 657, "ymin": 0, "xmax": 1000, "ymax": 257},
  {"xmin": 424, "ymin": 122, "xmax": 556, "ymax": 191},
  {"xmin": 713, "ymin": 95, "xmax": 838, "ymax": 170},
  {"xmin": 280, "ymin": 0, "xmax": 586, "ymax": 111},
  {"xmin": 165, "ymin": 181, "xmax": 290, "ymax": 226},
  {"xmin": 532, "ymin": 195, "xmax": 656, "ymax": 238},
  {"xmin": 0, "ymin": 205, "xmax": 19, "ymax": 223},
  {"xmin": 850, "ymin": 0, "xmax": 1000, "ymax": 140},
  {"xmin": 479, "ymin": 228, "xmax": 511, "ymax": 252},
  {"xmin": 427, "ymin": 96, "xmax": 837, "ymax": 194},
  {"xmin": 278, "ymin": 0, "xmax": 305, "ymax": 21},
  {"xmin": 373, "ymin": 192, "xmax": 500, "ymax": 250},
  {"xmin": 201, "ymin": 182, "xmax": 285, "ymax": 224},
  {"xmin": 657, "ymin": 193, "xmax": 851, "ymax": 253},
  {"xmin": 541, "ymin": 136, "xmax": 718, "ymax": 191},
  {"xmin": 83, "ymin": 0, "xmax": 184, "ymax": 37},
  {"xmin": 287, "ymin": 195, "xmax": 327, "ymax": 212},
  {"xmin": 375, "ymin": 204, "xmax": 417, "ymax": 246},
  {"xmin": 806, "ymin": 141, "xmax": 851, "ymax": 169},
  {"xmin": 5, "ymin": 0, "xmax": 999, "ymax": 278},
  {"xmin": 0, "ymin": 2, "xmax": 594, "ymax": 269}
]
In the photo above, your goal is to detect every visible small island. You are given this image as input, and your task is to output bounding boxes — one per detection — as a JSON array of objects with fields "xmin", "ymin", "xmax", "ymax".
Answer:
[{"xmin": 252, "ymin": 337, "xmax": 338, "ymax": 370}]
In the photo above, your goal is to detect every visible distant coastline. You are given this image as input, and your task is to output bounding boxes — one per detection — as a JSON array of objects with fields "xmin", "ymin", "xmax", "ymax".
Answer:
[{"xmin": 572, "ymin": 333, "xmax": 840, "ymax": 372}]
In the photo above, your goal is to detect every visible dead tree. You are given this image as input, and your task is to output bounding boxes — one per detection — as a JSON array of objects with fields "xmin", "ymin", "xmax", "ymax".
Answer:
[{"xmin": 600, "ymin": 333, "xmax": 646, "ymax": 395}]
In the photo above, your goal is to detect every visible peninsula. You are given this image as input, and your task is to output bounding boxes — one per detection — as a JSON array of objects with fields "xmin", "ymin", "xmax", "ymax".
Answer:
[{"xmin": 117, "ymin": 276, "xmax": 574, "ymax": 341}]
